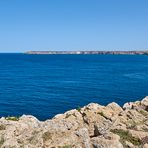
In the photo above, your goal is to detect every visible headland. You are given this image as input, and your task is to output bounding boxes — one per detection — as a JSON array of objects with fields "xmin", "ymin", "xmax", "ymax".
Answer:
[{"xmin": 25, "ymin": 50, "xmax": 148, "ymax": 55}]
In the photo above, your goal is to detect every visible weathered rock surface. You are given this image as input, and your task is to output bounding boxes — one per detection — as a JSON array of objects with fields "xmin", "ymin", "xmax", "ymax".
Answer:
[{"xmin": 0, "ymin": 97, "xmax": 148, "ymax": 148}]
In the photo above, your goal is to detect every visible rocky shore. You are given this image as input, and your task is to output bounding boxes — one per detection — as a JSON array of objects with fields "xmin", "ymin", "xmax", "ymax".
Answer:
[{"xmin": 0, "ymin": 97, "xmax": 148, "ymax": 148}]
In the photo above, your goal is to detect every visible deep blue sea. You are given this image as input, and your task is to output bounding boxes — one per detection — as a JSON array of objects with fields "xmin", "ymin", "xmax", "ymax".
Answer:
[{"xmin": 0, "ymin": 54, "xmax": 148, "ymax": 120}]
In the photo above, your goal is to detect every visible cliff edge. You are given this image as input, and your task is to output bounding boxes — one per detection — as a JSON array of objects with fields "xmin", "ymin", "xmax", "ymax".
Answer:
[{"xmin": 0, "ymin": 97, "xmax": 148, "ymax": 148}]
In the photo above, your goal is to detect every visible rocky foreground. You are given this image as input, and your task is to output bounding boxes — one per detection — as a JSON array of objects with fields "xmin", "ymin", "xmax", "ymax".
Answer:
[{"xmin": 0, "ymin": 97, "xmax": 148, "ymax": 148}]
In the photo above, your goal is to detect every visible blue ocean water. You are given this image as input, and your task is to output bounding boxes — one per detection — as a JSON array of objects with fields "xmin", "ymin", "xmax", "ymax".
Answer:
[{"xmin": 0, "ymin": 54, "xmax": 148, "ymax": 120}]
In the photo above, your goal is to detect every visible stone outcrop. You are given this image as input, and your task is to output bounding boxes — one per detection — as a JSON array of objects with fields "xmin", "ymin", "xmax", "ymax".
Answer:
[{"xmin": 0, "ymin": 97, "xmax": 148, "ymax": 147}]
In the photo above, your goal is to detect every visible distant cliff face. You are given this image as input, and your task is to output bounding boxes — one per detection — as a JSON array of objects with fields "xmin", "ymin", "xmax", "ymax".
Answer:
[
  {"xmin": 0, "ymin": 97, "xmax": 148, "ymax": 147},
  {"xmin": 25, "ymin": 50, "xmax": 148, "ymax": 55}
]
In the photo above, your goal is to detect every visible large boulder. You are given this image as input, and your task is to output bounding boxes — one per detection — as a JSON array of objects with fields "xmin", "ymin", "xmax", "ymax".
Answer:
[
  {"xmin": 141, "ymin": 96, "xmax": 148, "ymax": 111},
  {"xmin": 91, "ymin": 133, "xmax": 123, "ymax": 148}
]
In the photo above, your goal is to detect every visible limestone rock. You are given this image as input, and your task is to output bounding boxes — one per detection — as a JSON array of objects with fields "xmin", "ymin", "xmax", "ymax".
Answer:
[
  {"xmin": 123, "ymin": 102, "xmax": 133, "ymax": 110},
  {"xmin": 141, "ymin": 96, "xmax": 148, "ymax": 111},
  {"xmin": 144, "ymin": 143, "xmax": 148, "ymax": 148},
  {"xmin": 0, "ymin": 97, "xmax": 148, "ymax": 147},
  {"xmin": 75, "ymin": 128, "xmax": 91, "ymax": 148},
  {"xmin": 125, "ymin": 141, "xmax": 134, "ymax": 148},
  {"xmin": 91, "ymin": 133, "xmax": 123, "ymax": 148}
]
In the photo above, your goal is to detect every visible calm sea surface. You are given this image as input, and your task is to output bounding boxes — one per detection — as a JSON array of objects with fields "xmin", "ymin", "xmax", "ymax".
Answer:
[{"xmin": 0, "ymin": 54, "xmax": 148, "ymax": 120}]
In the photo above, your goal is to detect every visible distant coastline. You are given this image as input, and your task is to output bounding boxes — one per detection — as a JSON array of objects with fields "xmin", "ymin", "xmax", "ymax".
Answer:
[{"xmin": 25, "ymin": 50, "xmax": 148, "ymax": 55}]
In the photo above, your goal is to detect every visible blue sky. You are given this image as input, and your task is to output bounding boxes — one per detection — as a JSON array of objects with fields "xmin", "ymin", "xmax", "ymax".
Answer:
[{"xmin": 0, "ymin": 0, "xmax": 148, "ymax": 52}]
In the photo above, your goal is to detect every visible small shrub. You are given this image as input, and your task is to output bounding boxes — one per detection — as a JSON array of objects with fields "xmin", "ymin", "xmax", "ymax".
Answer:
[
  {"xmin": 76, "ymin": 106, "xmax": 81, "ymax": 112},
  {"xmin": 28, "ymin": 136, "xmax": 35, "ymax": 144},
  {"xmin": 97, "ymin": 112, "xmax": 108, "ymax": 120},
  {"xmin": 110, "ymin": 129, "xmax": 142, "ymax": 146},
  {"xmin": 0, "ymin": 137, "xmax": 4, "ymax": 147},
  {"xmin": 17, "ymin": 138, "xmax": 23, "ymax": 144},
  {"xmin": 5, "ymin": 116, "xmax": 19, "ymax": 121},
  {"xmin": 0, "ymin": 125, "xmax": 6, "ymax": 130},
  {"xmin": 32, "ymin": 130, "xmax": 39, "ymax": 135},
  {"xmin": 20, "ymin": 145, "xmax": 25, "ymax": 148},
  {"xmin": 97, "ymin": 112, "xmax": 104, "ymax": 116},
  {"xmin": 65, "ymin": 114, "xmax": 71, "ymax": 118},
  {"xmin": 42, "ymin": 132, "xmax": 52, "ymax": 142},
  {"xmin": 139, "ymin": 110, "xmax": 148, "ymax": 116}
]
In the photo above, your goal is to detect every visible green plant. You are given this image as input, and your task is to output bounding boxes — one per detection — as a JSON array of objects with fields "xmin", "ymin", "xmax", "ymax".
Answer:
[
  {"xmin": 0, "ymin": 137, "xmax": 4, "ymax": 147},
  {"xmin": 97, "ymin": 112, "xmax": 108, "ymax": 120},
  {"xmin": 139, "ymin": 110, "xmax": 148, "ymax": 116},
  {"xmin": 5, "ymin": 116, "xmax": 19, "ymax": 121},
  {"xmin": 61, "ymin": 145, "xmax": 72, "ymax": 148},
  {"xmin": 110, "ymin": 129, "xmax": 142, "ymax": 146},
  {"xmin": 127, "ymin": 120, "xmax": 137, "ymax": 130},
  {"xmin": 97, "ymin": 112, "xmax": 104, "ymax": 116},
  {"xmin": 76, "ymin": 106, "xmax": 81, "ymax": 112},
  {"xmin": 142, "ymin": 127, "xmax": 148, "ymax": 132},
  {"xmin": 20, "ymin": 145, "xmax": 25, "ymax": 148}
]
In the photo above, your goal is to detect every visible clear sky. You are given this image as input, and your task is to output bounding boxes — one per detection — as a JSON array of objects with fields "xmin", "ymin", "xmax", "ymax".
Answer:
[{"xmin": 0, "ymin": 0, "xmax": 148, "ymax": 52}]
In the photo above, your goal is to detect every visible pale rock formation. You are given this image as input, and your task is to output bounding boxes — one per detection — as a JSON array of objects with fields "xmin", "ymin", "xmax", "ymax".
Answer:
[{"xmin": 0, "ymin": 97, "xmax": 148, "ymax": 147}]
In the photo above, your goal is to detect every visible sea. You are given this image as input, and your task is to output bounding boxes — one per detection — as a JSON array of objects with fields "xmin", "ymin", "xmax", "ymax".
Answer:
[{"xmin": 0, "ymin": 53, "xmax": 148, "ymax": 120}]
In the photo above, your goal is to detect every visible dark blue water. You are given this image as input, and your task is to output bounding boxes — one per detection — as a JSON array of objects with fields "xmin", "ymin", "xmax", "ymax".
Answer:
[{"xmin": 0, "ymin": 54, "xmax": 148, "ymax": 120}]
